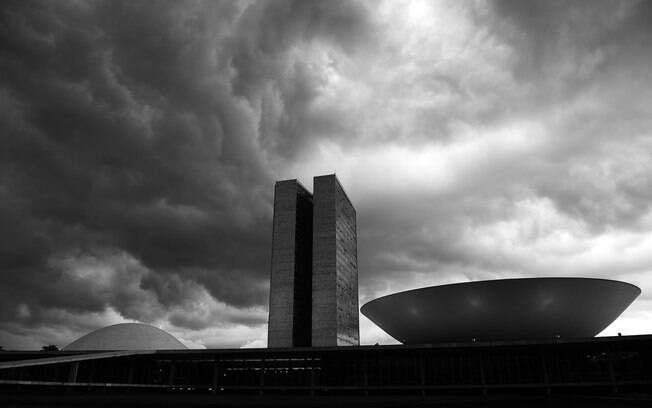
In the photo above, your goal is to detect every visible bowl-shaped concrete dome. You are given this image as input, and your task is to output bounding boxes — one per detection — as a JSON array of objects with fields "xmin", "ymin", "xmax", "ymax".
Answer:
[
  {"xmin": 361, "ymin": 278, "xmax": 640, "ymax": 344},
  {"xmin": 64, "ymin": 323, "xmax": 187, "ymax": 350}
]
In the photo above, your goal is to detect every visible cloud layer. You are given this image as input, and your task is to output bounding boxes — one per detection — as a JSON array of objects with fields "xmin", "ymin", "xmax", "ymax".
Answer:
[{"xmin": 1, "ymin": 0, "xmax": 651, "ymax": 348}]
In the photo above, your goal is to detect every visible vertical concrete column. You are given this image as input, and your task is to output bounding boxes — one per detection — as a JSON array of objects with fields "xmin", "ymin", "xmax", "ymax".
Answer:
[
  {"xmin": 127, "ymin": 358, "xmax": 135, "ymax": 385},
  {"xmin": 419, "ymin": 352, "xmax": 425, "ymax": 397},
  {"xmin": 362, "ymin": 352, "xmax": 369, "ymax": 396},
  {"xmin": 68, "ymin": 362, "xmax": 79, "ymax": 383},
  {"xmin": 310, "ymin": 359, "xmax": 317, "ymax": 397},
  {"xmin": 259, "ymin": 358, "xmax": 265, "ymax": 395},
  {"xmin": 212, "ymin": 356, "xmax": 219, "ymax": 395},
  {"xmin": 88, "ymin": 360, "xmax": 96, "ymax": 384},
  {"xmin": 67, "ymin": 362, "xmax": 79, "ymax": 393},
  {"xmin": 478, "ymin": 352, "xmax": 486, "ymax": 397},
  {"xmin": 540, "ymin": 351, "xmax": 550, "ymax": 396},
  {"xmin": 168, "ymin": 360, "xmax": 176, "ymax": 387},
  {"xmin": 607, "ymin": 350, "xmax": 618, "ymax": 394}
]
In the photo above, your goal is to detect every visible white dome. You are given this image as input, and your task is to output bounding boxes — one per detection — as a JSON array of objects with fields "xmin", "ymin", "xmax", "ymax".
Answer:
[{"xmin": 64, "ymin": 323, "xmax": 187, "ymax": 351}]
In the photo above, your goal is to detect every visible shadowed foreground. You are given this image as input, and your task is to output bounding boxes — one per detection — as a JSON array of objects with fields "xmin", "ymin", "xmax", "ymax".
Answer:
[
  {"xmin": 3, "ymin": 335, "xmax": 652, "ymax": 401},
  {"xmin": 2, "ymin": 392, "xmax": 652, "ymax": 407}
]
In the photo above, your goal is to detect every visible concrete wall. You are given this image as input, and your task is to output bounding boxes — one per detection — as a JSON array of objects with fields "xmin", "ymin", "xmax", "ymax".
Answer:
[
  {"xmin": 311, "ymin": 176, "xmax": 337, "ymax": 346},
  {"xmin": 333, "ymin": 177, "xmax": 359, "ymax": 346},
  {"xmin": 268, "ymin": 180, "xmax": 313, "ymax": 348},
  {"xmin": 268, "ymin": 180, "xmax": 297, "ymax": 348},
  {"xmin": 312, "ymin": 175, "xmax": 359, "ymax": 346}
]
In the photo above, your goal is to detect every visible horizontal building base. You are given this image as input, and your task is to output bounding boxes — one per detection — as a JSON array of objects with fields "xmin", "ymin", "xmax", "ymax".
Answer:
[{"xmin": 1, "ymin": 335, "xmax": 652, "ymax": 398}]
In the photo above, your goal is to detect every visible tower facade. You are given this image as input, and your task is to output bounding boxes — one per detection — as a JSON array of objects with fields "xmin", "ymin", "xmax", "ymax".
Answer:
[
  {"xmin": 267, "ymin": 180, "xmax": 313, "ymax": 348},
  {"xmin": 312, "ymin": 175, "xmax": 359, "ymax": 346},
  {"xmin": 268, "ymin": 175, "xmax": 359, "ymax": 348}
]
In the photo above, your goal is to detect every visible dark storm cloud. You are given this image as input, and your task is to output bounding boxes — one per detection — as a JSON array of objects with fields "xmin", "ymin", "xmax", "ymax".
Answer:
[
  {"xmin": 230, "ymin": 0, "xmax": 375, "ymax": 159},
  {"xmin": 481, "ymin": 0, "xmax": 652, "ymax": 229},
  {"xmin": 310, "ymin": 0, "xmax": 652, "ymax": 342},
  {"xmin": 0, "ymin": 0, "xmax": 374, "ymax": 348},
  {"xmin": 2, "ymin": 0, "xmax": 652, "ymax": 348}
]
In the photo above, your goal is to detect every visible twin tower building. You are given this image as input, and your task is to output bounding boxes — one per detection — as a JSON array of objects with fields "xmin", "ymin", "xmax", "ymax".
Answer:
[{"xmin": 268, "ymin": 174, "xmax": 359, "ymax": 348}]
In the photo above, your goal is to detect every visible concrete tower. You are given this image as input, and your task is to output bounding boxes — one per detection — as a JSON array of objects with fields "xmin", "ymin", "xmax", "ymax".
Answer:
[
  {"xmin": 311, "ymin": 175, "xmax": 359, "ymax": 346},
  {"xmin": 268, "ymin": 175, "xmax": 359, "ymax": 348},
  {"xmin": 267, "ymin": 180, "xmax": 313, "ymax": 348}
]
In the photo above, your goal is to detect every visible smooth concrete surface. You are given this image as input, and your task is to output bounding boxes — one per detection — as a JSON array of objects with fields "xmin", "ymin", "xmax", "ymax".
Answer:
[
  {"xmin": 361, "ymin": 277, "xmax": 640, "ymax": 344},
  {"xmin": 64, "ymin": 323, "xmax": 186, "ymax": 351}
]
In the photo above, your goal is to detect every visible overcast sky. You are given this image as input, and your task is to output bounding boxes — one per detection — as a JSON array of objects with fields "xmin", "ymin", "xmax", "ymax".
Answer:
[{"xmin": 1, "ymin": 0, "xmax": 652, "ymax": 349}]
